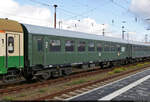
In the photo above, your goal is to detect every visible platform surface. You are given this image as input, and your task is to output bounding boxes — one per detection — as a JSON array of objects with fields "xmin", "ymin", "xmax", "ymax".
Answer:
[{"xmin": 67, "ymin": 68, "xmax": 150, "ymax": 101}]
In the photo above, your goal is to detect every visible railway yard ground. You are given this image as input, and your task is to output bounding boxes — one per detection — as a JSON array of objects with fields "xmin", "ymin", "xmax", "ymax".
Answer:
[{"xmin": 1, "ymin": 61, "xmax": 150, "ymax": 101}]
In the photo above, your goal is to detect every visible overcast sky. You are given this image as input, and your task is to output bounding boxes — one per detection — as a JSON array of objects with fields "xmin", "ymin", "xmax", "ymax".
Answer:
[{"xmin": 0, "ymin": 0, "xmax": 150, "ymax": 42}]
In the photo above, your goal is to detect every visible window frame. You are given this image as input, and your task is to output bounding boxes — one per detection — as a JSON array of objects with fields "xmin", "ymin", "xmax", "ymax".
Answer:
[
  {"xmin": 78, "ymin": 41, "xmax": 86, "ymax": 52},
  {"xmin": 111, "ymin": 45, "xmax": 116, "ymax": 52},
  {"xmin": 117, "ymin": 44, "xmax": 121, "ymax": 52},
  {"xmin": 104, "ymin": 44, "xmax": 110, "ymax": 52},
  {"xmin": 88, "ymin": 41, "xmax": 95, "ymax": 52},
  {"xmin": 65, "ymin": 40, "xmax": 75, "ymax": 52},
  {"xmin": 49, "ymin": 40, "xmax": 61, "ymax": 52},
  {"xmin": 97, "ymin": 42, "xmax": 102, "ymax": 52}
]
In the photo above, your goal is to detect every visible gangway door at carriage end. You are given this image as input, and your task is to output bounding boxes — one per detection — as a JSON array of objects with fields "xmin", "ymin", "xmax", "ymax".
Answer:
[
  {"xmin": 0, "ymin": 31, "xmax": 5, "ymax": 73},
  {"xmin": 6, "ymin": 33, "xmax": 21, "ymax": 68}
]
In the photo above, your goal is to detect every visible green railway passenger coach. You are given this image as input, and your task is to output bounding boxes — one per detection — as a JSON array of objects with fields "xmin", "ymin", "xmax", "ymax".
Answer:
[{"xmin": 0, "ymin": 18, "xmax": 150, "ymax": 82}]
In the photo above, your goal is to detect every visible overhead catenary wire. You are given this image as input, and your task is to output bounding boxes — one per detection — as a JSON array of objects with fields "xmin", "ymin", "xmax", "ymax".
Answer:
[
  {"xmin": 110, "ymin": 0, "xmax": 150, "ymax": 33},
  {"xmin": 7, "ymin": 1, "xmax": 145, "ymax": 30},
  {"xmin": 63, "ymin": 0, "xmax": 112, "ymax": 20},
  {"xmin": 33, "ymin": 1, "xmax": 140, "ymax": 28},
  {"xmin": 27, "ymin": 0, "xmax": 53, "ymax": 7},
  {"xmin": 70, "ymin": 0, "xmax": 89, "ymax": 8},
  {"xmin": 18, "ymin": 0, "xmax": 146, "ymax": 24},
  {"xmin": 109, "ymin": 0, "xmax": 145, "ymax": 23},
  {"xmin": 24, "ymin": 0, "xmax": 149, "ymax": 42},
  {"xmin": 26, "ymin": 0, "xmax": 81, "ymax": 18},
  {"xmin": 58, "ymin": 8, "xmax": 79, "ymax": 16},
  {"xmin": 25, "ymin": 0, "xmax": 117, "ymax": 22},
  {"xmin": 27, "ymin": 0, "xmax": 110, "ymax": 21},
  {"xmin": 58, "ymin": 0, "xmax": 126, "ymax": 36}
]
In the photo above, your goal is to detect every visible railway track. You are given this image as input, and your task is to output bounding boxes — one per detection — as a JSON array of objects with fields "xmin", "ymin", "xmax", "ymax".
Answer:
[
  {"xmin": 0, "ymin": 67, "xmax": 111, "ymax": 95},
  {"xmin": 0, "ymin": 61, "xmax": 149, "ymax": 98},
  {"xmin": 35, "ymin": 63, "xmax": 150, "ymax": 100}
]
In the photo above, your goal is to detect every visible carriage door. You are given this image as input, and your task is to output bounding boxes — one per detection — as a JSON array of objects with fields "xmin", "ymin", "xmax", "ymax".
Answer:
[
  {"xmin": 6, "ymin": 33, "xmax": 21, "ymax": 68},
  {"xmin": 127, "ymin": 44, "xmax": 132, "ymax": 58},
  {"xmin": 32, "ymin": 36, "xmax": 44, "ymax": 65}
]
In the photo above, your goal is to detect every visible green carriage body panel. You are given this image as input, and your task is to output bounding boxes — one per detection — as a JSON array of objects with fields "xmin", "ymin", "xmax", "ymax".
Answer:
[
  {"xmin": 0, "ymin": 56, "xmax": 5, "ymax": 74},
  {"xmin": 131, "ymin": 45, "xmax": 150, "ymax": 58},
  {"xmin": 27, "ymin": 33, "xmax": 130, "ymax": 67},
  {"xmin": 0, "ymin": 56, "xmax": 24, "ymax": 74},
  {"xmin": 24, "ymin": 24, "xmax": 150, "ymax": 68}
]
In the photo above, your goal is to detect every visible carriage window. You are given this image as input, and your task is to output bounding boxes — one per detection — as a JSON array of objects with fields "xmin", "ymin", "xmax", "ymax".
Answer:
[
  {"xmin": 49, "ymin": 40, "xmax": 61, "ymax": 52},
  {"xmin": 135, "ymin": 46, "xmax": 137, "ymax": 51},
  {"xmin": 65, "ymin": 40, "xmax": 74, "ymax": 52},
  {"xmin": 104, "ymin": 45, "xmax": 110, "ymax": 51},
  {"xmin": 37, "ymin": 39, "xmax": 43, "ymax": 52},
  {"xmin": 139, "ymin": 46, "xmax": 141, "ymax": 51},
  {"xmin": 97, "ymin": 43, "xmax": 102, "ymax": 52},
  {"xmin": 8, "ymin": 37, "xmax": 14, "ymax": 53},
  {"xmin": 111, "ymin": 46, "xmax": 116, "ymax": 51},
  {"xmin": 78, "ymin": 41, "xmax": 86, "ymax": 52},
  {"xmin": 88, "ymin": 42, "xmax": 95, "ymax": 51},
  {"xmin": 132, "ymin": 46, "xmax": 135, "ymax": 51},
  {"xmin": 133, "ymin": 46, "xmax": 137, "ymax": 51}
]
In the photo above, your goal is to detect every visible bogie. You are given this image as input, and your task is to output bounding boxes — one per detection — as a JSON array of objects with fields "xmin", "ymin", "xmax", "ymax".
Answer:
[{"xmin": 2, "ymin": 69, "xmax": 21, "ymax": 83}]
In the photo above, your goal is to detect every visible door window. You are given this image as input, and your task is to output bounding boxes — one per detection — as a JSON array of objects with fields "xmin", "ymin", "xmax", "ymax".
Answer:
[
  {"xmin": 8, "ymin": 37, "xmax": 14, "ymax": 53},
  {"xmin": 37, "ymin": 39, "xmax": 43, "ymax": 52}
]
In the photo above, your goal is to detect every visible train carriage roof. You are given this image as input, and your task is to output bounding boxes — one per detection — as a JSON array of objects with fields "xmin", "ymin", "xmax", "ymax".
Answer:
[
  {"xmin": 0, "ymin": 18, "xmax": 23, "ymax": 33},
  {"xmin": 23, "ymin": 24, "xmax": 150, "ymax": 47}
]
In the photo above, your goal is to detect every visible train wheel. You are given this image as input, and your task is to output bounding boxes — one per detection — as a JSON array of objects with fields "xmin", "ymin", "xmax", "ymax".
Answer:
[{"xmin": 42, "ymin": 72, "xmax": 51, "ymax": 80}]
